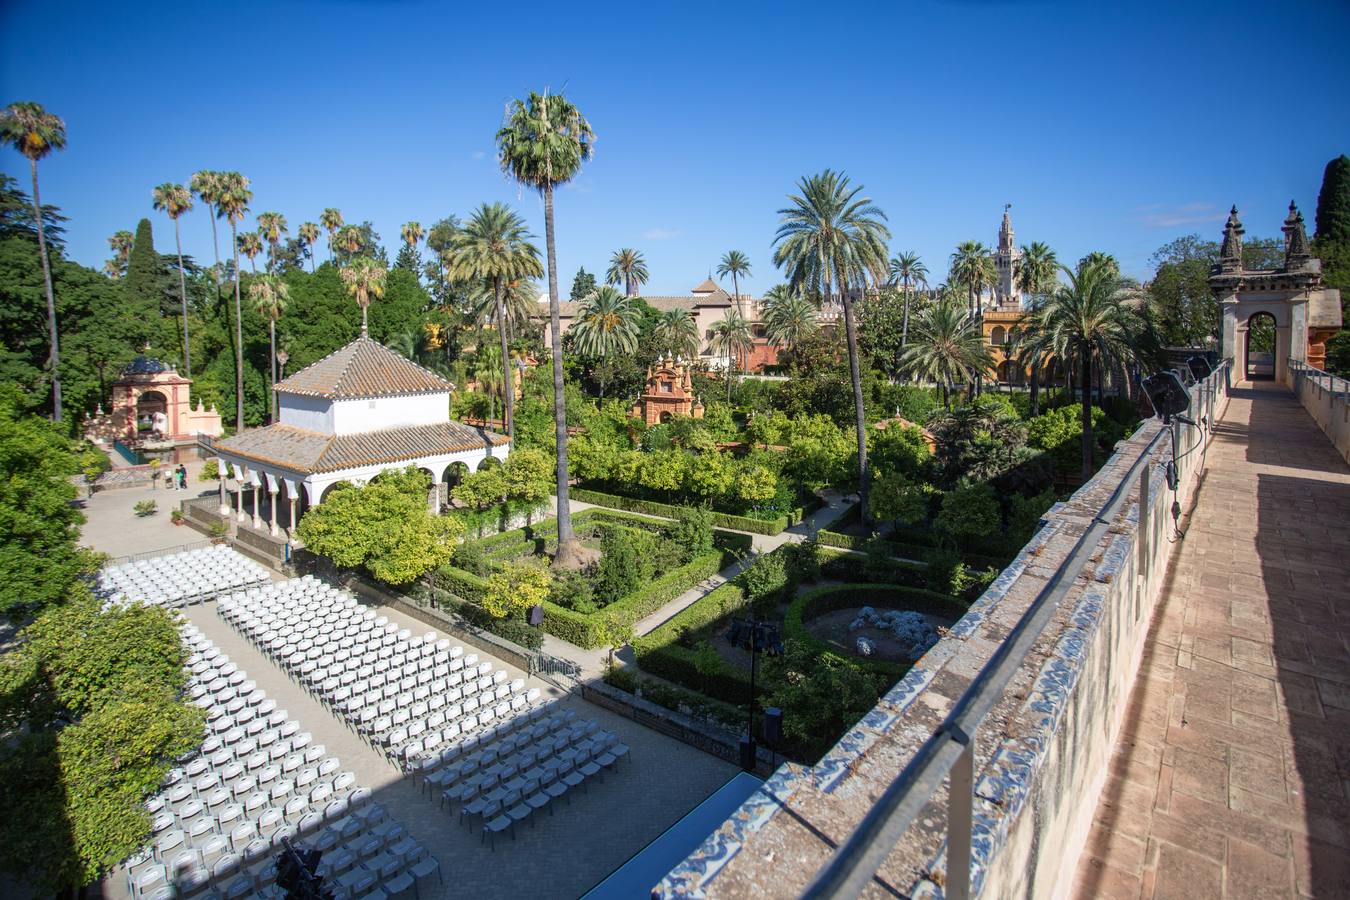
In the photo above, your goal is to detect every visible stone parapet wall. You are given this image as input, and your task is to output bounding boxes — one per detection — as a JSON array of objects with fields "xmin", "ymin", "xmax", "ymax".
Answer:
[
  {"xmin": 658, "ymin": 366, "xmax": 1230, "ymax": 899},
  {"xmin": 1290, "ymin": 363, "xmax": 1350, "ymax": 464}
]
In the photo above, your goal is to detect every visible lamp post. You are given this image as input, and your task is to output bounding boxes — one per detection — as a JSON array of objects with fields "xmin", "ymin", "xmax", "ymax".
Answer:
[{"xmin": 726, "ymin": 616, "xmax": 783, "ymax": 772}]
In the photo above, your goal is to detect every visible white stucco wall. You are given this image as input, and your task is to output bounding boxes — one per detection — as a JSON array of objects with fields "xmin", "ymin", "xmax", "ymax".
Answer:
[
  {"xmin": 331, "ymin": 392, "xmax": 450, "ymax": 435},
  {"xmin": 278, "ymin": 393, "xmax": 335, "ymax": 433}
]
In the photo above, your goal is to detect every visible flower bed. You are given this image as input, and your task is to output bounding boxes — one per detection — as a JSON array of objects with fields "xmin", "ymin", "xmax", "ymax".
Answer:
[{"xmin": 432, "ymin": 508, "xmax": 752, "ymax": 650}]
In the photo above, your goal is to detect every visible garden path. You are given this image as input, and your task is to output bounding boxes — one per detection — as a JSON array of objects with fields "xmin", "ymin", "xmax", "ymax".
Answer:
[{"xmin": 543, "ymin": 490, "xmax": 855, "ymax": 680}]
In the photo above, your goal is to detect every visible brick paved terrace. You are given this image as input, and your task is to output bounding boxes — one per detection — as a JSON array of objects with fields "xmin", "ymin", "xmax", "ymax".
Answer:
[{"xmin": 1073, "ymin": 381, "xmax": 1350, "ymax": 900}]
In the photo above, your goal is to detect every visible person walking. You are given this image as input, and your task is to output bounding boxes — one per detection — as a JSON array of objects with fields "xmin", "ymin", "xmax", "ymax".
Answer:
[{"xmin": 177, "ymin": 464, "xmax": 188, "ymax": 491}]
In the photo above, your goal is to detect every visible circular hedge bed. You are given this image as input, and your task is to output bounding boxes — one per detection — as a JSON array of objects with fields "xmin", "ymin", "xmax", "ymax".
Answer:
[{"xmin": 784, "ymin": 583, "xmax": 969, "ymax": 676}]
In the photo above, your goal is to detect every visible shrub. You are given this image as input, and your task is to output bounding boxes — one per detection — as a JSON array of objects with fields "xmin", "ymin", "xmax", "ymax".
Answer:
[
  {"xmin": 208, "ymin": 520, "xmax": 229, "ymax": 540},
  {"xmin": 133, "ymin": 500, "xmax": 157, "ymax": 517},
  {"xmin": 569, "ymin": 487, "xmax": 795, "ymax": 534},
  {"xmin": 672, "ymin": 506, "xmax": 715, "ymax": 560},
  {"xmin": 782, "ymin": 537, "xmax": 821, "ymax": 585},
  {"xmin": 861, "ymin": 534, "xmax": 894, "ymax": 581},
  {"xmin": 736, "ymin": 549, "xmax": 792, "ymax": 610},
  {"xmin": 595, "ymin": 527, "xmax": 644, "ymax": 604},
  {"xmin": 935, "ymin": 481, "xmax": 1000, "ymax": 541},
  {"xmin": 483, "ymin": 559, "xmax": 551, "ymax": 619},
  {"xmin": 198, "ymin": 459, "xmax": 219, "ymax": 482}
]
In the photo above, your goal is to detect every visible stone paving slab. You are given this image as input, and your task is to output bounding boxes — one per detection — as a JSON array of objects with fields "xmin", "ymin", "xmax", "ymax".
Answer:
[{"xmin": 1072, "ymin": 382, "xmax": 1350, "ymax": 900}]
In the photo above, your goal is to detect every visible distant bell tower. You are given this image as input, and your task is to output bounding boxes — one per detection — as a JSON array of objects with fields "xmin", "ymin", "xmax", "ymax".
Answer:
[{"xmin": 993, "ymin": 203, "xmax": 1021, "ymax": 308}]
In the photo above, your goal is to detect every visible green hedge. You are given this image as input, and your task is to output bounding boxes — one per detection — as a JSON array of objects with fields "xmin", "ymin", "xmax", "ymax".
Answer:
[
  {"xmin": 632, "ymin": 582, "xmax": 756, "ymax": 705},
  {"xmin": 542, "ymin": 549, "xmax": 731, "ymax": 648},
  {"xmin": 570, "ymin": 487, "xmax": 815, "ymax": 536},
  {"xmin": 410, "ymin": 582, "xmax": 544, "ymax": 650},
  {"xmin": 816, "ymin": 528, "xmax": 1007, "ymax": 571},
  {"xmin": 783, "ymin": 583, "xmax": 969, "ymax": 677},
  {"xmin": 818, "ymin": 547, "xmax": 931, "ymax": 589}
]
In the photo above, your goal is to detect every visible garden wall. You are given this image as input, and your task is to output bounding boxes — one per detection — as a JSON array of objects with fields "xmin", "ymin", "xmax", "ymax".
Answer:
[
  {"xmin": 658, "ymin": 364, "xmax": 1231, "ymax": 898},
  {"xmin": 1290, "ymin": 362, "xmax": 1350, "ymax": 464}
]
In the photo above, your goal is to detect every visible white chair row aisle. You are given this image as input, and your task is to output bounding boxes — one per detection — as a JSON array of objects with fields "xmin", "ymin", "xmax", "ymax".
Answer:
[
  {"xmin": 121, "ymin": 618, "xmax": 439, "ymax": 900},
  {"xmin": 218, "ymin": 577, "xmax": 542, "ymax": 773},
  {"xmin": 98, "ymin": 546, "xmax": 269, "ymax": 610}
]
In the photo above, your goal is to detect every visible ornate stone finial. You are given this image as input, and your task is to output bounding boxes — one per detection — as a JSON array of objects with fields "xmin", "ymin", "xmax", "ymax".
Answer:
[
  {"xmin": 1219, "ymin": 205, "xmax": 1244, "ymax": 272},
  {"xmin": 1282, "ymin": 200, "xmax": 1311, "ymax": 269}
]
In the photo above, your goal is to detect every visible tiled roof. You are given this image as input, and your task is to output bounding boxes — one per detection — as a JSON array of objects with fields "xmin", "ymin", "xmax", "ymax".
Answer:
[
  {"xmin": 212, "ymin": 421, "xmax": 507, "ymax": 475},
  {"xmin": 274, "ymin": 336, "xmax": 453, "ymax": 400},
  {"xmin": 538, "ymin": 291, "xmax": 732, "ymax": 321},
  {"xmin": 691, "ymin": 278, "xmax": 721, "ymax": 293}
]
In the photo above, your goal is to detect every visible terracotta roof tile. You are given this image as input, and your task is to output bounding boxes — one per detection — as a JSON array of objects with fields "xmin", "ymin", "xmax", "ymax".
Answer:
[
  {"xmin": 274, "ymin": 336, "xmax": 453, "ymax": 399},
  {"xmin": 211, "ymin": 421, "xmax": 506, "ymax": 475}
]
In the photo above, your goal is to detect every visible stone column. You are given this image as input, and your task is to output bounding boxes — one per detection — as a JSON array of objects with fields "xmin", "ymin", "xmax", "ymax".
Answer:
[
  {"xmin": 288, "ymin": 496, "xmax": 298, "ymax": 539},
  {"xmin": 235, "ymin": 483, "xmax": 245, "ymax": 523},
  {"xmin": 251, "ymin": 480, "xmax": 262, "ymax": 530},
  {"xmin": 217, "ymin": 458, "xmax": 229, "ymax": 515},
  {"xmin": 269, "ymin": 487, "xmax": 279, "ymax": 536}
]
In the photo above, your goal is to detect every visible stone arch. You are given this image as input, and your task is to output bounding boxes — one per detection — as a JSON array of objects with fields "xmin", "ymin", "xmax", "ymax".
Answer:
[
  {"xmin": 443, "ymin": 461, "xmax": 471, "ymax": 487},
  {"xmin": 477, "ymin": 455, "xmax": 502, "ymax": 472},
  {"xmin": 319, "ymin": 481, "xmax": 352, "ymax": 504},
  {"xmin": 659, "ymin": 411, "xmax": 674, "ymax": 424},
  {"xmin": 990, "ymin": 326, "xmax": 1006, "ymax": 346},
  {"xmin": 1244, "ymin": 311, "xmax": 1278, "ymax": 380},
  {"xmin": 136, "ymin": 389, "xmax": 168, "ymax": 433}
]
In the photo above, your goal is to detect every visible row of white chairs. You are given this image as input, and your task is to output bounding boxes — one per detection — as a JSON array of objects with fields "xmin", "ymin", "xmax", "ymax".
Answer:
[
  {"xmin": 218, "ymin": 579, "xmax": 540, "ymax": 771},
  {"xmin": 123, "ymin": 620, "xmax": 436, "ymax": 900},
  {"xmin": 98, "ymin": 545, "xmax": 269, "ymax": 609}
]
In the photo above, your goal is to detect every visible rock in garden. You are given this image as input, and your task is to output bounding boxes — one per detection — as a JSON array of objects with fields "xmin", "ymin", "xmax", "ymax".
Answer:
[{"xmin": 855, "ymin": 636, "xmax": 875, "ymax": 656}]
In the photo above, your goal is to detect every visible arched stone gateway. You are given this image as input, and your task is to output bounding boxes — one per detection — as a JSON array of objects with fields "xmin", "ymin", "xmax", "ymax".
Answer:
[{"xmin": 1211, "ymin": 203, "xmax": 1342, "ymax": 385}]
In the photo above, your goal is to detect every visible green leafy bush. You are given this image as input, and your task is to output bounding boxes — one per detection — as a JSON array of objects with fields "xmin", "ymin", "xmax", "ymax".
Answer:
[
  {"xmin": 133, "ymin": 500, "xmax": 157, "ymax": 517},
  {"xmin": 672, "ymin": 506, "xmax": 715, "ymax": 560},
  {"xmin": 736, "ymin": 549, "xmax": 792, "ymax": 610}
]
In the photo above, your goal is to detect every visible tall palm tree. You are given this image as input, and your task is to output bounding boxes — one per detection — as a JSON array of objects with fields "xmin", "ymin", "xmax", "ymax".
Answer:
[
  {"xmin": 191, "ymin": 170, "xmax": 224, "ymax": 307},
  {"xmin": 215, "ymin": 172, "xmax": 252, "ymax": 430},
  {"xmin": 572, "ymin": 286, "xmax": 640, "ymax": 398},
  {"xmin": 152, "ymin": 183, "xmax": 195, "ymax": 377},
  {"xmin": 473, "ymin": 339, "xmax": 505, "ymax": 424},
  {"xmin": 2, "ymin": 103, "xmax": 67, "ymax": 420},
  {"xmin": 708, "ymin": 308, "xmax": 753, "ymax": 402},
  {"xmin": 102, "ymin": 259, "xmax": 121, "ymax": 279},
  {"xmin": 341, "ymin": 256, "xmax": 387, "ymax": 335},
  {"xmin": 496, "ymin": 89, "xmax": 595, "ymax": 569},
  {"xmin": 334, "ymin": 224, "xmax": 363, "ymax": 259},
  {"xmin": 108, "ymin": 230, "xmax": 135, "ymax": 272},
  {"xmin": 763, "ymin": 288, "xmax": 819, "ymax": 357},
  {"xmin": 1077, "ymin": 251, "xmax": 1120, "ymax": 277},
  {"xmin": 297, "ymin": 221, "xmax": 320, "ymax": 272},
  {"xmin": 447, "ymin": 202, "xmax": 543, "ymax": 447},
  {"xmin": 255, "ymin": 211, "xmax": 288, "ymax": 272},
  {"xmin": 772, "ymin": 170, "xmax": 890, "ymax": 522},
  {"xmin": 1029, "ymin": 259, "xmax": 1144, "ymax": 480},
  {"xmin": 320, "ymin": 208, "xmax": 343, "ymax": 261},
  {"xmin": 401, "ymin": 221, "xmax": 424, "ymax": 251},
  {"xmin": 949, "ymin": 240, "xmax": 996, "ymax": 321},
  {"xmin": 889, "ymin": 250, "xmax": 928, "ymax": 349},
  {"xmin": 238, "ymin": 230, "xmax": 263, "ymax": 273},
  {"xmin": 653, "ymin": 308, "xmax": 699, "ymax": 362},
  {"xmin": 1015, "ymin": 241, "xmax": 1059, "ymax": 414},
  {"xmin": 605, "ymin": 248, "xmax": 649, "ymax": 296},
  {"xmin": 249, "ymin": 275, "xmax": 289, "ymax": 421},
  {"xmin": 717, "ymin": 250, "xmax": 752, "ymax": 317},
  {"xmin": 898, "ymin": 297, "xmax": 993, "ymax": 408}
]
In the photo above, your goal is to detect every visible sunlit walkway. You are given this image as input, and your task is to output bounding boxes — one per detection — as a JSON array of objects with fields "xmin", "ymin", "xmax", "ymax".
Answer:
[{"xmin": 1072, "ymin": 381, "xmax": 1350, "ymax": 899}]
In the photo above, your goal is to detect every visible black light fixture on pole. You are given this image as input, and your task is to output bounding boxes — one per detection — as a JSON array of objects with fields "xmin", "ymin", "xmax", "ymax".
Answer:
[{"xmin": 725, "ymin": 616, "xmax": 783, "ymax": 772}]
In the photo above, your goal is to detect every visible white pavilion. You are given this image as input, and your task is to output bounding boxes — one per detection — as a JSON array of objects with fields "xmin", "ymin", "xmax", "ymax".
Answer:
[{"xmin": 206, "ymin": 334, "xmax": 509, "ymax": 538}]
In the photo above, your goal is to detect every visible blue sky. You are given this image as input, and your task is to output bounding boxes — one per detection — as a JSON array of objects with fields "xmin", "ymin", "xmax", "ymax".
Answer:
[{"xmin": 3, "ymin": 0, "xmax": 1348, "ymax": 295}]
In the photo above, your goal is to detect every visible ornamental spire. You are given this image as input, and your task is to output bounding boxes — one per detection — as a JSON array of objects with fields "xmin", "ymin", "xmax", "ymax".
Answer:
[
  {"xmin": 1282, "ymin": 200, "xmax": 1311, "ymax": 270},
  {"xmin": 1218, "ymin": 205, "xmax": 1244, "ymax": 273}
]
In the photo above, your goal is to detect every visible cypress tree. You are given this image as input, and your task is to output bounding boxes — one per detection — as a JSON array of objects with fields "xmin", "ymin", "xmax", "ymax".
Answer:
[
  {"xmin": 122, "ymin": 217, "xmax": 163, "ymax": 349},
  {"xmin": 1314, "ymin": 154, "xmax": 1350, "ymax": 244},
  {"xmin": 569, "ymin": 266, "xmax": 597, "ymax": 301}
]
